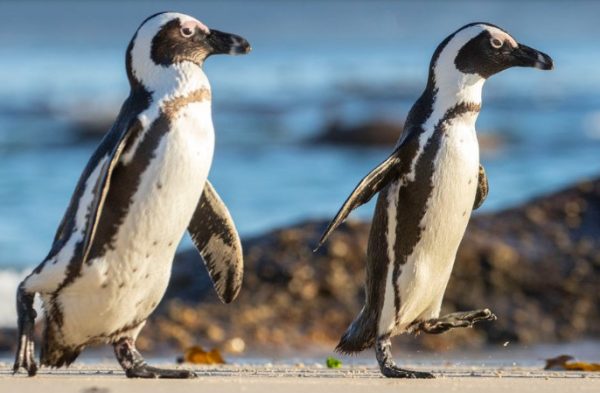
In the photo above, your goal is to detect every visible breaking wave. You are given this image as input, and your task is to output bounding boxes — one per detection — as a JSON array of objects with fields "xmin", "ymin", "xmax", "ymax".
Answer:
[{"xmin": 0, "ymin": 269, "xmax": 29, "ymax": 328}]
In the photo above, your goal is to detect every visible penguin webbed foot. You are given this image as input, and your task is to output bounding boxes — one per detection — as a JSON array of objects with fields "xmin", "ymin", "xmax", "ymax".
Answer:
[
  {"xmin": 13, "ymin": 284, "xmax": 38, "ymax": 377},
  {"xmin": 379, "ymin": 364, "xmax": 435, "ymax": 379},
  {"xmin": 114, "ymin": 337, "xmax": 196, "ymax": 379},
  {"xmin": 375, "ymin": 335, "xmax": 434, "ymax": 379},
  {"xmin": 125, "ymin": 364, "xmax": 197, "ymax": 379},
  {"xmin": 417, "ymin": 308, "xmax": 496, "ymax": 334}
]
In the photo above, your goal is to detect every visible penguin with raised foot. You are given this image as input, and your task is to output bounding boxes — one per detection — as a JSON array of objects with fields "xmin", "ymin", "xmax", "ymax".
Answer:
[{"xmin": 315, "ymin": 23, "xmax": 553, "ymax": 378}]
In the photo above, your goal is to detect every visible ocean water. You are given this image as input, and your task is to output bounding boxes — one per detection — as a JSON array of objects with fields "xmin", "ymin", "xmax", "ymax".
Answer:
[{"xmin": 0, "ymin": 1, "xmax": 599, "ymax": 327}]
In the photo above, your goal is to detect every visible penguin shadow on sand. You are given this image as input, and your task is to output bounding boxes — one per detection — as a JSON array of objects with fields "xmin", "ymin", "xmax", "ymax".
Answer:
[{"xmin": 314, "ymin": 22, "xmax": 553, "ymax": 378}]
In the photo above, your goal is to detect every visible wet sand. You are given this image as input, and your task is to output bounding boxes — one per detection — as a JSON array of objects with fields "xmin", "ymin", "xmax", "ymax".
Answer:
[{"xmin": 2, "ymin": 363, "xmax": 599, "ymax": 393}]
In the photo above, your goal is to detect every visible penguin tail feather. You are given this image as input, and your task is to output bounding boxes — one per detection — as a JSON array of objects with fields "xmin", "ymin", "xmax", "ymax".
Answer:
[{"xmin": 335, "ymin": 308, "xmax": 377, "ymax": 354}]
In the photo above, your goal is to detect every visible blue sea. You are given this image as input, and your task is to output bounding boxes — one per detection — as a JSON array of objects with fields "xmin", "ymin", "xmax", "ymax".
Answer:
[{"xmin": 0, "ymin": 1, "xmax": 599, "ymax": 326}]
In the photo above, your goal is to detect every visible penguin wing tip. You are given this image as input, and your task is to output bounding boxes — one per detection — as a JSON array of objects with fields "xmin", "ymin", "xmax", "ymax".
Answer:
[
  {"xmin": 217, "ymin": 284, "xmax": 241, "ymax": 304},
  {"xmin": 220, "ymin": 294, "xmax": 235, "ymax": 304},
  {"xmin": 313, "ymin": 235, "xmax": 329, "ymax": 252}
]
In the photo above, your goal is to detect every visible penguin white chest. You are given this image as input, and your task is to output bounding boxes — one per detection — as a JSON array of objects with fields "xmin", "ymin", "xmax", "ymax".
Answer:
[
  {"xmin": 59, "ymin": 102, "xmax": 215, "ymax": 344},
  {"xmin": 124, "ymin": 102, "xmax": 215, "ymax": 254},
  {"xmin": 400, "ymin": 122, "xmax": 479, "ymax": 325},
  {"xmin": 381, "ymin": 119, "xmax": 480, "ymax": 334}
]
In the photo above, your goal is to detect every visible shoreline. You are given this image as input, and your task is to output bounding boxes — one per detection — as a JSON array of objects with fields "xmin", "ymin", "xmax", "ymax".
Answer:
[
  {"xmin": 2, "ymin": 363, "xmax": 599, "ymax": 393},
  {"xmin": 4, "ymin": 338, "xmax": 600, "ymax": 364}
]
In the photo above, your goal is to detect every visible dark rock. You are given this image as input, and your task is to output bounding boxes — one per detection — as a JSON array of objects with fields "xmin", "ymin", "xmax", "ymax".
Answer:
[
  {"xmin": 139, "ymin": 178, "xmax": 600, "ymax": 353},
  {"xmin": 1, "ymin": 179, "xmax": 598, "ymax": 355},
  {"xmin": 312, "ymin": 119, "xmax": 403, "ymax": 146},
  {"xmin": 68, "ymin": 117, "xmax": 113, "ymax": 142},
  {"xmin": 311, "ymin": 119, "xmax": 506, "ymax": 154}
]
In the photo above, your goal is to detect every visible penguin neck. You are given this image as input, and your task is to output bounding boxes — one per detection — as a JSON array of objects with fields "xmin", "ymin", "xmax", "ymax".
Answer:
[
  {"xmin": 132, "ymin": 61, "xmax": 211, "ymax": 102},
  {"xmin": 425, "ymin": 69, "xmax": 484, "ymax": 129}
]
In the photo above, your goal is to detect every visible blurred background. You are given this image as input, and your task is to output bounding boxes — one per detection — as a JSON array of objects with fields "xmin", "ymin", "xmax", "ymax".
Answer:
[{"xmin": 0, "ymin": 1, "xmax": 599, "ymax": 361}]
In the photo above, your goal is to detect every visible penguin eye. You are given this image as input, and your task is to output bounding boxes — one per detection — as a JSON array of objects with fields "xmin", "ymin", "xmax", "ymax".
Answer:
[
  {"xmin": 490, "ymin": 38, "xmax": 503, "ymax": 49},
  {"xmin": 180, "ymin": 26, "xmax": 195, "ymax": 38}
]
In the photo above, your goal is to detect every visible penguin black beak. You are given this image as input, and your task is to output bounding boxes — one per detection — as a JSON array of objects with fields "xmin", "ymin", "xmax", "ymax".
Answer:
[
  {"xmin": 512, "ymin": 44, "xmax": 553, "ymax": 70},
  {"xmin": 207, "ymin": 29, "xmax": 252, "ymax": 55}
]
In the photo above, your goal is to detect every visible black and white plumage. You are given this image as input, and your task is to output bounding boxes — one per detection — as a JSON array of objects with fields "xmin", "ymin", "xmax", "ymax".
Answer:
[
  {"xmin": 13, "ymin": 12, "xmax": 250, "ymax": 378},
  {"xmin": 316, "ymin": 23, "xmax": 552, "ymax": 378}
]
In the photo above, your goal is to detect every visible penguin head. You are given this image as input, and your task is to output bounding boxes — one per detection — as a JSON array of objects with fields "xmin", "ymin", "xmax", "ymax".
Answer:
[
  {"xmin": 126, "ymin": 12, "xmax": 251, "ymax": 88},
  {"xmin": 430, "ymin": 23, "xmax": 553, "ymax": 85}
]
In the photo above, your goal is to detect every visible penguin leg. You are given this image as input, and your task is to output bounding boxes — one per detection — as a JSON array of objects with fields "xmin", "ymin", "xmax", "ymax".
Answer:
[
  {"xmin": 13, "ymin": 283, "xmax": 38, "ymax": 377},
  {"xmin": 113, "ymin": 337, "xmax": 196, "ymax": 379},
  {"xmin": 375, "ymin": 334, "xmax": 434, "ymax": 379},
  {"xmin": 415, "ymin": 308, "xmax": 496, "ymax": 334}
]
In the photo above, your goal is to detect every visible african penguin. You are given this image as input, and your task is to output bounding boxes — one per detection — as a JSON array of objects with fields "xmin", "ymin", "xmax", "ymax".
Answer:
[
  {"xmin": 13, "ymin": 12, "xmax": 250, "ymax": 379},
  {"xmin": 315, "ymin": 22, "xmax": 553, "ymax": 378}
]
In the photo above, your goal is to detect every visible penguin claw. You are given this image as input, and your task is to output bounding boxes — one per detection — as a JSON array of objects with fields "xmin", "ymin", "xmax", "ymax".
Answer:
[
  {"xmin": 470, "ymin": 308, "xmax": 497, "ymax": 323},
  {"xmin": 13, "ymin": 334, "xmax": 38, "ymax": 376},
  {"xmin": 13, "ymin": 285, "xmax": 38, "ymax": 376},
  {"xmin": 460, "ymin": 308, "xmax": 497, "ymax": 325}
]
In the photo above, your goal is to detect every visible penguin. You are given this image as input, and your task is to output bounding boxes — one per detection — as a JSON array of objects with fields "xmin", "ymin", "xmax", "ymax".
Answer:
[
  {"xmin": 13, "ymin": 12, "xmax": 250, "ymax": 379},
  {"xmin": 315, "ymin": 23, "xmax": 553, "ymax": 378}
]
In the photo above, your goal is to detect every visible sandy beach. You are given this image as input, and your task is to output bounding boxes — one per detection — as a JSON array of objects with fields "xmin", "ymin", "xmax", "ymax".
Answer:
[{"xmin": 2, "ymin": 363, "xmax": 599, "ymax": 393}]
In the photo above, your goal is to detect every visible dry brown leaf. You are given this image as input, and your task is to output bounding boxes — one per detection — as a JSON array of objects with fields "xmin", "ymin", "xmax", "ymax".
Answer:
[
  {"xmin": 565, "ymin": 362, "xmax": 600, "ymax": 371},
  {"xmin": 181, "ymin": 345, "xmax": 226, "ymax": 365},
  {"xmin": 544, "ymin": 355, "xmax": 600, "ymax": 371}
]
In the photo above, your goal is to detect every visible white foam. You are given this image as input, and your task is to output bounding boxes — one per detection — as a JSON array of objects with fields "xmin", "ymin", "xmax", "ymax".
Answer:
[
  {"xmin": 0, "ymin": 269, "xmax": 44, "ymax": 328},
  {"xmin": 0, "ymin": 269, "xmax": 25, "ymax": 327}
]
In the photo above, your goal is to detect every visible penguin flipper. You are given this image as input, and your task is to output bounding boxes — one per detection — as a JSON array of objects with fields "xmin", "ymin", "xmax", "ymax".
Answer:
[
  {"xmin": 315, "ymin": 149, "xmax": 402, "ymax": 250},
  {"xmin": 188, "ymin": 180, "xmax": 243, "ymax": 304},
  {"xmin": 473, "ymin": 164, "xmax": 488, "ymax": 210},
  {"xmin": 76, "ymin": 119, "xmax": 143, "ymax": 265},
  {"xmin": 42, "ymin": 116, "xmax": 143, "ymax": 268}
]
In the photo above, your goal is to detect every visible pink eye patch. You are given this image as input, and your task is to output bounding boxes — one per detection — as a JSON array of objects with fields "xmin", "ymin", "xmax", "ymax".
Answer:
[{"xmin": 181, "ymin": 19, "xmax": 209, "ymax": 35}]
